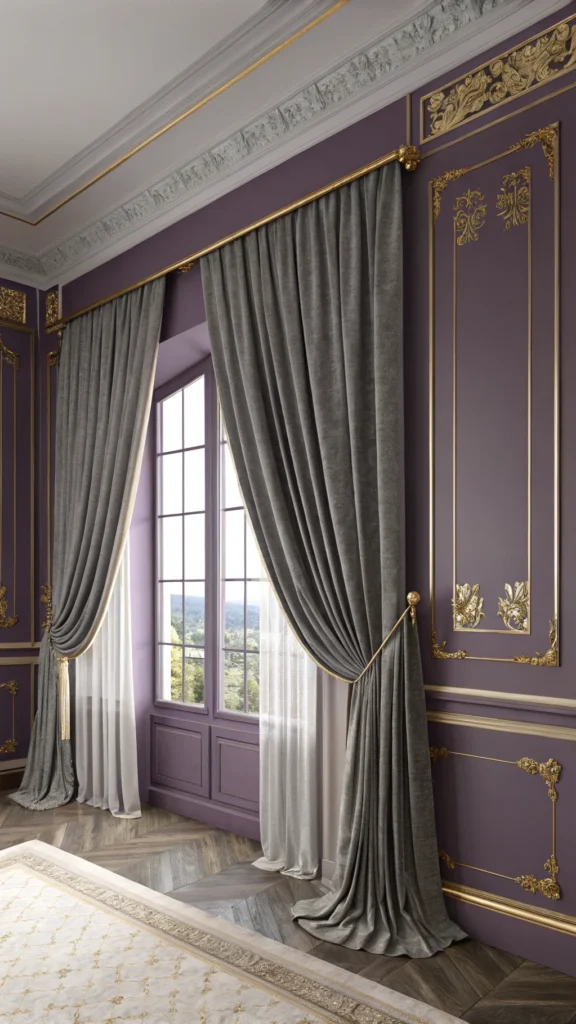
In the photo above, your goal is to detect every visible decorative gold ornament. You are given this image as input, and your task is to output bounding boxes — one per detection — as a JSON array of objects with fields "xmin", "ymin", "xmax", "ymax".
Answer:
[
  {"xmin": 425, "ymin": 21, "xmax": 576, "ymax": 139},
  {"xmin": 0, "ymin": 286, "xmax": 26, "ymax": 324},
  {"xmin": 430, "ymin": 746, "xmax": 449, "ymax": 765},
  {"xmin": 0, "ymin": 679, "xmax": 18, "ymax": 755},
  {"xmin": 515, "ymin": 855, "xmax": 560, "ymax": 901},
  {"xmin": 431, "ymin": 629, "xmax": 467, "ymax": 660},
  {"xmin": 452, "ymin": 583, "xmax": 485, "ymax": 629},
  {"xmin": 498, "ymin": 581, "xmax": 530, "ymax": 631},
  {"xmin": 48, "ymin": 332, "xmax": 62, "ymax": 368},
  {"xmin": 439, "ymin": 849, "xmax": 455, "ymax": 870},
  {"xmin": 397, "ymin": 143, "xmax": 421, "ymax": 172},
  {"xmin": 0, "ymin": 585, "xmax": 18, "ymax": 629},
  {"xmin": 453, "ymin": 190, "xmax": 487, "ymax": 245},
  {"xmin": 40, "ymin": 584, "xmax": 53, "ymax": 631},
  {"xmin": 44, "ymin": 288, "xmax": 60, "ymax": 329},
  {"xmin": 431, "ymin": 167, "xmax": 470, "ymax": 221},
  {"xmin": 514, "ymin": 619, "xmax": 558, "ymax": 666},
  {"xmin": 509, "ymin": 123, "xmax": 558, "ymax": 179},
  {"xmin": 0, "ymin": 335, "xmax": 19, "ymax": 370},
  {"xmin": 516, "ymin": 756, "xmax": 561, "ymax": 802},
  {"xmin": 497, "ymin": 168, "xmax": 531, "ymax": 230}
]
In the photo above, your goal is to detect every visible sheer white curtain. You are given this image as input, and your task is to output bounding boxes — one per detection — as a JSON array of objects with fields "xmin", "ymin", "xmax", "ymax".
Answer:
[
  {"xmin": 254, "ymin": 582, "xmax": 320, "ymax": 879},
  {"xmin": 75, "ymin": 541, "xmax": 141, "ymax": 818}
]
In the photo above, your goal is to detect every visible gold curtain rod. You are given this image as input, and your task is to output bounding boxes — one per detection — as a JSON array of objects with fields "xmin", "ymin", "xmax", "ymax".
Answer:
[{"xmin": 48, "ymin": 143, "xmax": 420, "ymax": 333}]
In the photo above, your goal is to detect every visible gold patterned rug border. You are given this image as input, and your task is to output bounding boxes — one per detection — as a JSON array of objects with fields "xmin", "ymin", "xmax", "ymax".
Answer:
[{"xmin": 0, "ymin": 853, "xmax": 431, "ymax": 1024}]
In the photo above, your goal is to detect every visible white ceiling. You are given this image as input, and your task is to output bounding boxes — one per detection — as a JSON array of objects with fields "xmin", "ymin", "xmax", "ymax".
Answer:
[
  {"xmin": 0, "ymin": 0, "xmax": 268, "ymax": 199},
  {"xmin": 0, "ymin": 0, "xmax": 570, "ymax": 288}
]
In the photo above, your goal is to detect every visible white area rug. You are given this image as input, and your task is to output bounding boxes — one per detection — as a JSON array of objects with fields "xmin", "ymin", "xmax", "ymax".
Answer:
[{"xmin": 0, "ymin": 841, "xmax": 460, "ymax": 1024}]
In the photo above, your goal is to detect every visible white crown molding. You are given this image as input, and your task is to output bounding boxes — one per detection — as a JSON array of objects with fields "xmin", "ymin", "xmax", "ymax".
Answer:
[{"xmin": 0, "ymin": 0, "xmax": 570, "ymax": 289}]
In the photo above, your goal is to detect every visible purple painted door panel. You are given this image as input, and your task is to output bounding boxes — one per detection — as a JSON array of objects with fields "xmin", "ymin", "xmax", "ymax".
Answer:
[
  {"xmin": 210, "ymin": 724, "xmax": 259, "ymax": 812},
  {"xmin": 151, "ymin": 714, "xmax": 209, "ymax": 798}
]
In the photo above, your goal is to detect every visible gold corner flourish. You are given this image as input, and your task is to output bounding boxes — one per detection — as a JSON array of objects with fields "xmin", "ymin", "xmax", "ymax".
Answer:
[
  {"xmin": 453, "ymin": 189, "xmax": 487, "ymax": 245},
  {"xmin": 431, "ymin": 167, "xmax": 470, "ymax": 220},
  {"xmin": 497, "ymin": 167, "xmax": 531, "ymax": 230},
  {"xmin": 397, "ymin": 143, "xmax": 421, "ymax": 172},
  {"xmin": 510, "ymin": 123, "xmax": 558, "ymax": 178},
  {"xmin": 0, "ymin": 585, "xmax": 18, "ymax": 629},
  {"xmin": 0, "ymin": 679, "xmax": 18, "ymax": 754},
  {"xmin": 439, "ymin": 849, "xmax": 455, "ymax": 870},
  {"xmin": 0, "ymin": 335, "xmax": 19, "ymax": 370},
  {"xmin": 513, "ymin": 619, "xmax": 558, "ymax": 666},
  {"xmin": 40, "ymin": 584, "xmax": 52, "ymax": 632},
  {"xmin": 516, "ymin": 756, "xmax": 561, "ymax": 801},
  {"xmin": 430, "ymin": 746, "xmax": 449, "ymax": 765},
  {"xmin": 431, "ymin": 629, "xmax": 467, "ymax": 660},
  {"xmin": 452, "ymin": 583, "xmax": 485, "ymax": 629},
  {"xmin": 498, "ymin": 582, "xmax": 530, "ymax": 631}
]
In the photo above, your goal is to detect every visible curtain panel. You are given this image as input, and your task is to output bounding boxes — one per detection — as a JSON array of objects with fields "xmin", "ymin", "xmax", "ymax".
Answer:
[
  {"xmin": 201, "ymin": 164, "xmax": 463, "ymax": 956},
  {"xmin": 13, "ymin": 279, "xmax": 165, "ymax": 812}
]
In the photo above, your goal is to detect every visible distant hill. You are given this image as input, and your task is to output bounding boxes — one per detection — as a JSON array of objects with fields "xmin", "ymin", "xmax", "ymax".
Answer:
[{"xmin": 171, "ymin": 593, "xmax": 260, "ymax": 629}]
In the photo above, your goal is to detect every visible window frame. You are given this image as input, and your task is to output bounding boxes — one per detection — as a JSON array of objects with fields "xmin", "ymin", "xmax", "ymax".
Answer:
[{"xmin": 153, "ymin": 356, "xmax": 260, "ymax": 723}]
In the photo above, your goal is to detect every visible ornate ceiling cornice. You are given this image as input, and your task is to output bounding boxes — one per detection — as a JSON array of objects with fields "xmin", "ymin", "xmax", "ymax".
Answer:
[{"xmin": 0, "ymin": 0, "xmax": 569, "ymax": 287}]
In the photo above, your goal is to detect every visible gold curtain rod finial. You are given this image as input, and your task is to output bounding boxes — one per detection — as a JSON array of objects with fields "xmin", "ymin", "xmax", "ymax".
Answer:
[
  {"xmin": 407, "ymin": 590, "xmax": 421, "ymax": 624},
  {"xmin": 397, "ymin": 144, "xmax": 421, "ymax": 171}
]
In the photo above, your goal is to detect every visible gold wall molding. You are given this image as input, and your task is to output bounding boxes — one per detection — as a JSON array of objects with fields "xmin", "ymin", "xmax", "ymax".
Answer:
[
  {"xmin": 425, "ymin": 684, "xmax": 576, "ymax": 710},
  {"xmin": 444, "ymin": 880, "xmax": 576, "ymax": 937},
  {"xmin": 452, "ymin": 583, "xmax": 485, "ymax": 629},
  {"xmin": 421, "ymin": 15, "xmax": 576, "ymax": 143},
  {"xmin": 44, "ymin": 289, "xmax": 59, "ymax": 329},
  {"xmin": 497, "ymin": 581, "xmax": 530, "ymax": 631},
  {"xmin": 432, "ymin": 747, "xmax": 562, "ymax": 900},
  {"xmin": 427, "ymin": 711, "xmax": 576, "ymax": 742},
  {"xmin": 454, "ymin": 189, "xmax": 486, "ymax": 244},
  {"xmin": 0, "ymin": 287, "xmax": 26, "ymax": 325},
  {"xmin": 497, "ymin": 167, "xmax": 531, "ymax": 229},
  {"xmin": 0, "ymin": 678, "xmax": 18, "ymax": 755},
  {"xmin": 429, "ymin": 125, "xmax": 559, "ymax": 664}
]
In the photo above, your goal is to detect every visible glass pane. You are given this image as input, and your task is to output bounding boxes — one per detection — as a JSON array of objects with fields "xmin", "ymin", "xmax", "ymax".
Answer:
[
  {"xmin": 184, "ymin": 377, "xmax": 205, "ymax": 449},
  {"xmin": 223, "ymin": 581, "xmax": 245, "ymax": 650},
  {"xmin": 184, "ymin": 513, "xmax": 205, "ymax": 579},
  {"xmin": 224, "ymin": 509, "xmax": 245, "ymax": 578},
  {"xmin": 246, "ymin": 653, "xmax": 260, "ymax": 715},
  {"xmin": 222, "ymin": 443, "xmax": 242, "ymax": 510},
  {"xmin": 223, "ymin": 651, "xmax": 245, "ymax": 712},
  {"xmin": 161, "ymin": 517, "xmax": 182, "ymax": 580},
  {"xmin": 183, "ymin": 648, "xmax": 205, "ymax": 705},
  {"xmin": 246, "ymin": 582, "xmax": 261, "ymax": 651},
  {"xmin": 184, "ymin": 448, "xmax": 205, "ymax": 512},
  {"xmin": 159, "ymin": 452, "xmax": 182, "ymax": 515},
  {"xmin": 185, "ymin": 582, "xmax": 205, "ymax": 646},
  {"xmin": 160, "ymin": 583, "xmax": 183, "ymax": 645},
  {"xmin": 159, "ymin": 644, "xmax": 183, "ymax": 703},
  {"xmin": 246, "ymin": 523, "xmax": 264, "ymax": 579},
  {"xmin": 161, "ymin": 391, "xmax": 182, "ymax": 452}
]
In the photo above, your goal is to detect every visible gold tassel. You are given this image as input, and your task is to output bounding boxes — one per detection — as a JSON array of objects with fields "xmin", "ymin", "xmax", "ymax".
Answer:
[{"xmin": 56, "ymin": 655, "xmax": 70, "ymax": 741}]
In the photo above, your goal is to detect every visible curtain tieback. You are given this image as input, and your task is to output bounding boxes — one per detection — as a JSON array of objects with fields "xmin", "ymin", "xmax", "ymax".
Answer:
[
  {"xmin": 55, "ymin": 653, "xmax": 71, "ymax": 742},
  {"xmin": 353, "ymin": 591, "xmax": 421, "ymax": 684}
]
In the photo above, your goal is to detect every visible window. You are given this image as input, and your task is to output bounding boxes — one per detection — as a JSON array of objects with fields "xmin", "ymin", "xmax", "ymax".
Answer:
[{"xmin": 156, "ymin": 360, "xmax": 264, "ymax": 716}]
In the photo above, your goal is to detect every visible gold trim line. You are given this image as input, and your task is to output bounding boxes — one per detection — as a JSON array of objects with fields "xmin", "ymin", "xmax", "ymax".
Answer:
[{"xmin": 443, "ymin": 880, "xmax": 576, "ymax": 938}]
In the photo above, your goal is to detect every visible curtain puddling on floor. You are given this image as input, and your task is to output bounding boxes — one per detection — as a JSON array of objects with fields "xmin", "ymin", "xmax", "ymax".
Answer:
[
  {"xmin": 201, "ymin": 163, "xmax": 464, "ymax": 956},
  {"xmin": 12, "ymin": 279, "xmax": 165, "ymax": 811}
]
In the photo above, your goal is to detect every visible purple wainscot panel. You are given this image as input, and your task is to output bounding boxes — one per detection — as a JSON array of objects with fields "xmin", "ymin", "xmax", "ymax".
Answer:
[
  {"xmin": 210, "ymin": 724, "xmax": 259, "ymax": 813},
  {"xmin": 151, "ymin": 713, "xmax": 209, "ymax": 798}
]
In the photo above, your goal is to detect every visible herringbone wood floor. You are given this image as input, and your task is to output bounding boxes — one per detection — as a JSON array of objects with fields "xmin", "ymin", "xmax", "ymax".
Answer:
[{"xmin": 2, "ymin": 793, "xmax": 576, "ymax": 1022}]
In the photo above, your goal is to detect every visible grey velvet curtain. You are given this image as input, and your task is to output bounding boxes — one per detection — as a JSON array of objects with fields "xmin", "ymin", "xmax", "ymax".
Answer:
[
  {"xmin": 201, "ymin": 164, "xmax": 464, "ymax": 956},
  {"xmin": 12, "ymin": 279, "xmax": 165, "ymax": 811}
]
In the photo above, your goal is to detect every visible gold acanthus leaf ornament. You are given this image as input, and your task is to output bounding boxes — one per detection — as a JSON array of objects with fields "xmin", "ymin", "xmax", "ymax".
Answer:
[
  {"xmin": 516, "ymin": 757, "xmax": 561, "ymax": 802},
  {"xmin": 453, "ymin": 190, "xmax": 487, "ymax": 246},
  {"xmin": 431, "ymin": 167, "xmax": 470, "ymax": 221},
  {"xmin": 430, "ymin": 746, "xmax": 449, "ymax": 765},
  {"xmin": 426, "ymin": 22, "xmax": 576, "ymax": 138},
  {"xmin": 0, "ymin": 585, "xmax": 18, "ymax": 629},
  {"xmin": 439, "ymin": 849, "xmax": 455, "ymax": 870},
  {"xmin": 452, "ymin": 583, "xmax": 485, "ymax": 629},
  {"xmin": 40, "ymin": 584, "xmax": 53, "ymax": 631},
  {"xmin": 498, "ymin": 581, "xmax": 530, "ymax": 631},
  {"xmin": 0, "ymin": 335, "xmax": 19, "ymax": 370},
  {"xmin": 497, "ymin": 168, "xmax": 531, "ymax": 231},
  {"xmin": 515, "ymin": 855, "xmax": 561, "ymax": 900},
  {"xmin": 514, "ymin": 619, "xmax": 558, "ymax": 667},
  {"xmin": 509, "ymin": 124, "xmax": 558, "ymax": 179}
]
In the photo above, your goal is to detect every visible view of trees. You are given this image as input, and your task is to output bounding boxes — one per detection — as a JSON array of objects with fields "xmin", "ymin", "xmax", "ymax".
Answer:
[{"xmin": 170, "ymin": 594, "xmax": 260, "ymax": 712}]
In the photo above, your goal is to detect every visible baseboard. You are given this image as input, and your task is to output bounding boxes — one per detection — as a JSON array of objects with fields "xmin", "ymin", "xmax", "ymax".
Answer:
[
  {"xmin": 148, "ymin": 784, "xmax": 261, "ymax": 842},
  {"xmin": 321, "ymin": 859, "xmax": 336, "ymax": 889},
  {"xmin": 444, "ymin": 881, "xmax": 576, "ymax": 979}
]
